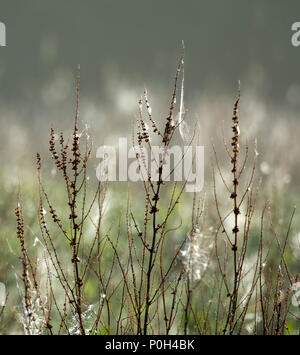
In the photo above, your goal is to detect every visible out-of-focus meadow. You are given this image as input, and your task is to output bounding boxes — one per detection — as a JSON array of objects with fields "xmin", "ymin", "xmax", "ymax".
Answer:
[{"xmin": 1, "ymin": 1, "xmax": 300, "ymax": 334}]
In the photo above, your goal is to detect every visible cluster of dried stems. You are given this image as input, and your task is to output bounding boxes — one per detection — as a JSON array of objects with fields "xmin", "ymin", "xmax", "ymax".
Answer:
[
  {"xmin": 11, "ymin": 57, "xmax": 300, "ymax": 335},
  {"xmin": 212, "ymin": 85, "xmax": 299, "ymax": 335}
]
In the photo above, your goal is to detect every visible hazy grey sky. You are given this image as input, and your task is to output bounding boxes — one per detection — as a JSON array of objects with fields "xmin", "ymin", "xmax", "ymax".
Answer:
[{"xmin": 0, "ymin": 0, "xmax": 300, "ymax": 107}]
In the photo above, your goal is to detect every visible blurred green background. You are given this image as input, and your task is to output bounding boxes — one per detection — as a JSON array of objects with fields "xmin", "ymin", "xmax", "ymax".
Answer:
[{"xmin": 1, "ymin": 1, "xmax": 300, "ymax": 164}]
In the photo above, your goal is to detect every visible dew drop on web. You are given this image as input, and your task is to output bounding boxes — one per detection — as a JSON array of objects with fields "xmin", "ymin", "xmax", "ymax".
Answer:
[
  {"xmin": 0, "ymin": 282, "xmax": 6, "ymax": 306},
  {"xmin": 179, "ymin": 119, "xmax": 191, "ymax": 143}
]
